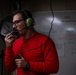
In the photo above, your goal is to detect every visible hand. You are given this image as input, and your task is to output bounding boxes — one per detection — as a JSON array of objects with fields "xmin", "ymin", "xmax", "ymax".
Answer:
[
  {"xmin": 4, "ymin": 33, "xmax": 17, "ymax": 47},
  {"xmin": 15, "ymin": 54, "xmax": 28, "ymax": 68}
]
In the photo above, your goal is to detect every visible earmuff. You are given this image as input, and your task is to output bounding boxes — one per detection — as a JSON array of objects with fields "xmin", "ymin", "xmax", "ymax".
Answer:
[
  {"xmin": 26, "ymin": 17, "xmax": 34, "ymax": 27},
  {"xmin": 23, "ymin": 10, "xmax": 35, "ymax": 27}
]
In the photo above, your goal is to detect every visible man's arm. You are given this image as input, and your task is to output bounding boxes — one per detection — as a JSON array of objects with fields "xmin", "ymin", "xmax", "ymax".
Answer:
[
  {"xmin": 4, "ymin": 47, "xmax": 16, "ymax": 72},
  {"xmin": 28, "ymin": 38, "xmax": 59, "ymax": 74}
]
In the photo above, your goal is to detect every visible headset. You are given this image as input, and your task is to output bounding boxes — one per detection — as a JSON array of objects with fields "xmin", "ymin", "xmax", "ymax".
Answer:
[
  {"xmin": 11, "ymin": 9, "xmax": 35, "ymax": 36},
  {"xmin": 22, "ymin": 9, "xmax": 35, "ymax": 27}
]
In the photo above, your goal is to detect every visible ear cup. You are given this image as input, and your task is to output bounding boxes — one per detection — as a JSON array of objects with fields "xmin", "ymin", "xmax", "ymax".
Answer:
[
  {"xmin": 21, "ymin": 9, "xmax": 35, "ymax": 27},
  {"xmin": 26, "ymin": 18, "xmax": 34, "ymax": 27}
]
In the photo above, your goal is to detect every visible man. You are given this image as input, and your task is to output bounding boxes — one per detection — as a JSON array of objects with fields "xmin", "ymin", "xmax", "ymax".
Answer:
[{"xmin": 4, "ymin": 9, "xmax": 59, "ymax": 75}]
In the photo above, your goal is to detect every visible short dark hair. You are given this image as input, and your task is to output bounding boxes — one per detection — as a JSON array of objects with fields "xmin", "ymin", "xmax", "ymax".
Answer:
[{"xmin": 12, "ymin": 9, "xmax": 34, "ymax": 21}]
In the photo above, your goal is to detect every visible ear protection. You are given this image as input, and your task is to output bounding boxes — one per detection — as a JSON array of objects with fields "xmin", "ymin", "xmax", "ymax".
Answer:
[
  {"xmin": 23, "ymin": 10, "xmax": 35, "ymax": 27},
  {"xmin": 26, "ymin": 17, "xmax": 34, "ymax": 27}
]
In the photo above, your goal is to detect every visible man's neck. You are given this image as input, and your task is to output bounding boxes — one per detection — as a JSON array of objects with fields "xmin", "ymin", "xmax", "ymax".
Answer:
[{"xmin": 24, "ymin": 28, "xmax": 35, "ymax": 40}]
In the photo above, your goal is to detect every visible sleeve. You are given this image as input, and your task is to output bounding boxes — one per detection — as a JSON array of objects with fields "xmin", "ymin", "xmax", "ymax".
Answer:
[
  {"xmin": 4, "ymin": 46, "xmax": 16, "ymax": 72},
  {"xmin": 29, "ymin": 38, "xmax": 59, "ymax": 74}
]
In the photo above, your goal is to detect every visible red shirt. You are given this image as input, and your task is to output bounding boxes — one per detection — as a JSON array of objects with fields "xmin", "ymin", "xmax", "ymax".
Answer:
[{"xmin": 4, "ymin": 32, "xmax": 59, "ymax": 75}]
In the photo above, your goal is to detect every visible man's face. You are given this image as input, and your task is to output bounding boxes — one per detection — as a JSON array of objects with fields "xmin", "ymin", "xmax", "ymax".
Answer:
[{"xmin": 13, "ymin": 13, "xmax": 27, "ymax": 35}]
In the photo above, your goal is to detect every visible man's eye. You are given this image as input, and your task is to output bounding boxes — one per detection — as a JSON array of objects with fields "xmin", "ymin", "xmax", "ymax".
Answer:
[
  {"xmin": 13, "ymin": 19, "xmax": 23, "ymax": 25},
  {"xmin": 13, "ymin": 21, "xmax": 20, "ymax": 24},
  {"xmin": 15, "ymin": 21, "xmax": 20, "ymax": 23}
]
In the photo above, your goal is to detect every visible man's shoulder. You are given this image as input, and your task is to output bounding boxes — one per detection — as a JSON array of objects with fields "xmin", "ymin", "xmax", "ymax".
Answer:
[
  {"xmin": 36, "ymin": 32, "xmax": 51, "ymax": 41},
  {"xmin": 13, "ymin": 37, "xmax": 23, "ymax": 45},
  {"xmin": 36, "ymin": 32, "xmax": 48, "ymax": 38},
  {"xmin": 36, "ymin": 32, "xmax": 55, "ymax": 45}
]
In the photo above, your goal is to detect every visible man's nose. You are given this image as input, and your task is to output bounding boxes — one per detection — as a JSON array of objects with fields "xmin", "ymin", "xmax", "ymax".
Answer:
[{"xmin": 13, "ymin": 24, "xmax": 17, "ymax": 28}]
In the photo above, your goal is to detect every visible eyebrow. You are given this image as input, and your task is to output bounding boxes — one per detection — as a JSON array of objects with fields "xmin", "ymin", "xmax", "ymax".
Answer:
[{"xmin": 13, "ymin": 19, "xmax": 23, "ymax": 23}]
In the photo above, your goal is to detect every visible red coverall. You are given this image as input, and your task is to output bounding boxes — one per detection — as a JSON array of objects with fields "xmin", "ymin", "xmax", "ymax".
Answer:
[{"xmin": 4, "ymin": 32, "xmax": 59, "ymax": 75}]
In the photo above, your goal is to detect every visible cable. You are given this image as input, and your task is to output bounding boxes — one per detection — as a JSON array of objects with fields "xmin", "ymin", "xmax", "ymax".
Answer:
[
  {"xmin": 18, "ymin": 0, "xmax": 54, "ymax": 53},
  {"xmin": 48, "ymin": 0, "xmax": 54, "ymax": 36}
]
